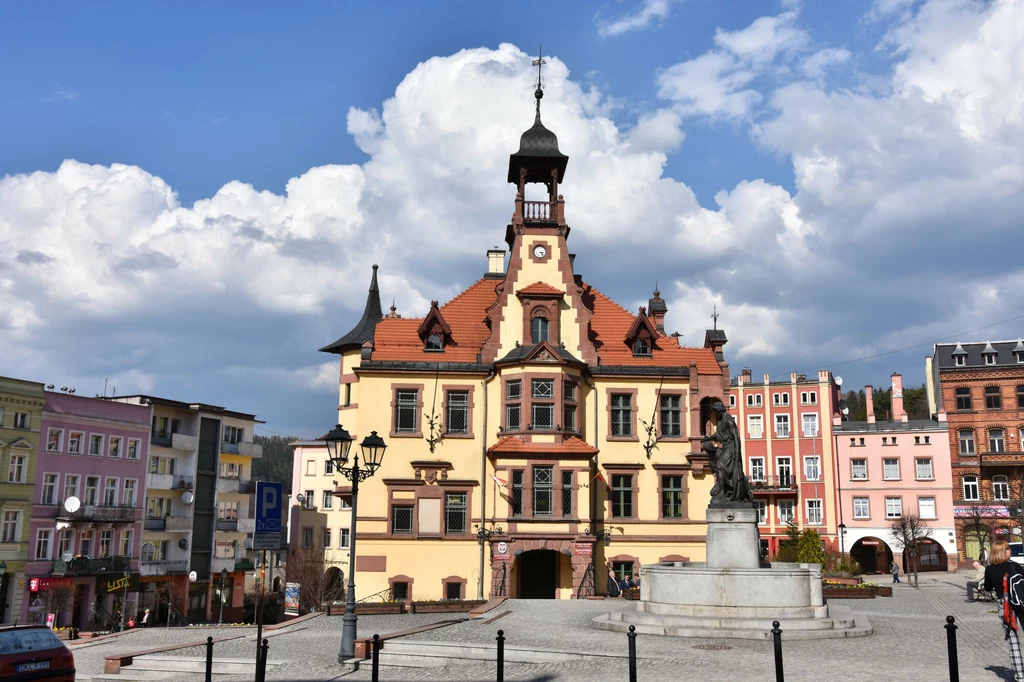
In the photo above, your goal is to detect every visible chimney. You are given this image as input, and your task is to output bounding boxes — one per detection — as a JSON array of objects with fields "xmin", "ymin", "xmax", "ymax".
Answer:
[
  {"xmin": 891, "ymin": 373, "xmax": 908, "ymax": 423},
  {"xmin": 741, "ymin": 368, "xmax": 752, "ymax": 383},
  {"xmin": 865, "ymin": 385, "xmax": 875, "ymax": 424},
  {"xmin": 487, "ymin": 248, "xmax": 506, "ymax": 276}
]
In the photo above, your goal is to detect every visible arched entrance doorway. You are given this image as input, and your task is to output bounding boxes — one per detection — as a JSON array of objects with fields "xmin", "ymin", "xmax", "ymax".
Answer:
[
  {"xmin": 964, "ymin": 526, "xmax": 991, "ymax": 562},
  {"xmin": 324, "ymin": 567, "xmax": 344, "ymax": 607},
  {"xmin": 904, "ymin": 538, "xmax": 948, "ymax": 573},
  {"xmin": 850, "ymin": 537, "xmax": 893, "ymax": 574},
  {"xmin": 516, "ymin": 550, "xmax": 559, "ymax": 599}
]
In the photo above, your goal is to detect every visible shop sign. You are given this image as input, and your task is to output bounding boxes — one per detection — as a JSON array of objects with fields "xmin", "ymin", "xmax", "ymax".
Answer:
[
  {"xmin": 98, "ymin": 574, "xmax": 139, "ymax": 593},
  {"xmin": 493, "ymin": 541, "xmax": 510, "ymax": 560},
  {"xmin": 861, "ymin": 540, "xmax": 880, "ymax": 546},
  {"xmin": 573, "ymin": 541, "xmax": 593, "ymax": 557},
  {"xmin": 30, "ymin": 577, "xmax": 74, "ymax": 592}
]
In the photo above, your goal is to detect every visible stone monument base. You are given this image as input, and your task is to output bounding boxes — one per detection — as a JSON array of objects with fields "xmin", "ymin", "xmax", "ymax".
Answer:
[
  {"xmin": 705, "ymin": 504, "xmax": 760, "ymax": 569},
  {"xmin": 593, "ymin": 561, "xmax": 872, "ymax": 640}
]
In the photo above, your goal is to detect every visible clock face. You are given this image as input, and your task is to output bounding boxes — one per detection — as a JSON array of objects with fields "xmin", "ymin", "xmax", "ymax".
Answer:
[{"xmin": 533, "ymin": 245, "xmax": 547, "ymax": 259}]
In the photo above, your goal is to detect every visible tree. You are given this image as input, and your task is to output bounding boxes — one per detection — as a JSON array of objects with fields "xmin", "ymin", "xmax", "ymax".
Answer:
[
  {"xmin": 843, "ymin": 390, "xmax": 866, "ymax": 422},
  {"xmin": 252, "ymin": 435, "xmax": 297, "ymax": 496},
  {"xmin": 902, "ymin": 385, "xmax": 930, "ymax": 420},
  {"xmin": 890, "ymin": 513, "xmax": 932, "ymax": 588},
  {"xmin": 797, "ymin": 529, "xmax": 825, "ymax": 565},
  {"xmin": 46, "ymin": 584, "xmax": 75, "ymax": 628},
  {"xmin": 287, "ymin": 531, "xmax": 345, "ymax": 615},
  {"xmin": 960, "ymin": 503, "xmax": 999, "ymax": 562}
]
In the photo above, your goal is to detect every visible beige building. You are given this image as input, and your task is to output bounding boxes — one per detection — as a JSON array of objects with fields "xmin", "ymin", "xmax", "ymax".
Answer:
[
  {"xmin": 309, "ymin": 97, "xmax": 733, "ymax": 603},
  {"xmin": 0, "ymin": 376, "xmax": 46, "ymax": 624}
]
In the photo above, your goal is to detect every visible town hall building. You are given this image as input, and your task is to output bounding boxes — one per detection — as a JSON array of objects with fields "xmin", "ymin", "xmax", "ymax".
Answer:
[{"xmin": 313, "ymin": 87, "xmax": 736, "ymax": 601}]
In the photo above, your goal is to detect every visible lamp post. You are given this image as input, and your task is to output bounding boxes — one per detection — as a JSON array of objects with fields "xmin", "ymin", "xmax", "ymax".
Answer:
[
  {"xmin": 218, "ymin": 568, "xmax": 228, "ymax": 626},
  {"xmin": 121, "ymin": 569, "xmax": 130, "ymax": 632},
  {"xmin": 474, "ymin": 525, "xmax": 505, "ymax": 600},
  {"xmin": 838, "ymin": 523, "xmax": 847, "ymax": 556},
  {"xmin": 0, "ymin": 561, "xmax": 7, "ymax": 623},
  {"xmin": 322, "ymin": 425, "xmax": 387, "ymax": 663}
]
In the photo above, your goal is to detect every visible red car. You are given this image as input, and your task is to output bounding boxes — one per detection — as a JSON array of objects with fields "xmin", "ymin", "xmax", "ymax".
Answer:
[{"xmin": 0, "ymin": 625, "xmax": 75, "ymax": 681}]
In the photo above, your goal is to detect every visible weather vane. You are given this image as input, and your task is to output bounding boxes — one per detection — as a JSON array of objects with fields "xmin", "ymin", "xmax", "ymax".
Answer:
[
  {"xmin": 532, "ymin": 45, "xmax": 546, "ymax": 117},
  {"xmin": 711, "ymin": 304, "xmax": 719, "ymax": 330}
]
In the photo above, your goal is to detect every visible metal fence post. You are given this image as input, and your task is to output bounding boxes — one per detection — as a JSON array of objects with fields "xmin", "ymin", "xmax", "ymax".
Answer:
[
  {"xmin": 371, "ymin": 634, "xmax": 381, "ymax": 682},
  {"xmin": 627, "ymin": 624, "xmax": 638, "ymax": 682},
  {"xmin": 496, "ymin": 629, "xmax": 505, "ymax": 682},
  {"xmin": 945, "ymin": 615, "xmax": 959, "ymax": 682},
  {"xmin": 205, "ymin": 636, "xmax": 213, "ymax": 682},
  {"xmin": 772, "ymin": 620, "xmax": 784, "ymax": 682}
]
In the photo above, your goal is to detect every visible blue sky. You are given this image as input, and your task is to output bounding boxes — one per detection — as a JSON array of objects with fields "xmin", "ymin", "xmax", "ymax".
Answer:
[{"xmin": 2, "ymin": 0, "xmax": 1022, "ymax": 436}]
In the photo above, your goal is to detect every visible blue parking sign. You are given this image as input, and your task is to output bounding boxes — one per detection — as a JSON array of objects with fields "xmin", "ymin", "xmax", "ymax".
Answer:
[{"xmin": 255, "ymin": 481, "xmax": 283, "ymax": 533}]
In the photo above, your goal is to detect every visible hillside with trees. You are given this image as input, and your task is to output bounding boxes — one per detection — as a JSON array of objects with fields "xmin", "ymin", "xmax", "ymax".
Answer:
[
  {"xmin": 840, "ymin": 384, "xmax": 930, "ymax": 422},
  {"xmin": 252, "ymin": 434, "xmax": 297, "ymax": 496}
]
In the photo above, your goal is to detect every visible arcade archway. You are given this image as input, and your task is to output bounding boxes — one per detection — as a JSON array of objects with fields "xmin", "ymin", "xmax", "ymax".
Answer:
[
  {"xmin": 904, "ymin": 538, "xmax": 948, "ymax": 573},
  {"xmin": 850, "ymin": 537, "xmax": 893, "ymax": 574}
]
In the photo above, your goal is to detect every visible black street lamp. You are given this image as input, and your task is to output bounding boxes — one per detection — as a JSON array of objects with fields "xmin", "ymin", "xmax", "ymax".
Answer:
[
  {"xmin": 218, "ymin": 568, "xmax": 228, "ymax": 626},
  {"xmin": 584, "ymin": 527, "xmax": 613, "ymax": 547},
  {"xmin": 838, "ymin": 523, "xmax": 847, "ymax": 556},
  {"xmin": 322, "ymin": 425, "xmax": 387, "ymax": 662},
  {"xmin": 121, "ymin": 569, "xmax": 130, "ymax": 632}
]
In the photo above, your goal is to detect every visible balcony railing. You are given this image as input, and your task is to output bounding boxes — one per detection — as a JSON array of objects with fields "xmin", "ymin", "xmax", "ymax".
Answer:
[
  {"xmin": 216, "ymin": 519, "xmax": 239, "ymax": 532},
  {"xmin": 52, "ymin": 555, "xmax": 132, "ymax": 576},
  {"xmin": 166, "ymin": 515, "xmax": 192, "ymax": 532},
  {"xmin": 522, "ymin": 200, "xmax": 551, "ymax": 222},
  {"xmin": 146, "ymin": 473, "xmax": 194, "ymax": 491},
  {"xmin": 239, "ymin": 441, "xmax": 263, "ymax": 459},
  {"xmin": 151, "ymin": 431, "xmax": 198, "ymax": 451},
  {"xmin": 217, "ymin": 477, "xmax": 240, "ymax": 494},
  {"xmin": 221, "ymin": 442, "xmax": 240, "ymax": 454},
  {"xmin": 747, "ymin": 475, "xmax": 797, "ymax": 493},
  {"xmin": 140, "ymin": 560, "xmax": 188, "ymax": 576},
  {"xmin": 235, "ymin": 558, "xmax": 254, "ymax": 571},
  {"xmin": 151, "ymin": 430, "xmax": 172, "ymax": 447},
  {"xmin": 58, "ymin": 504, "xmax": 136, "ymax": 524}
]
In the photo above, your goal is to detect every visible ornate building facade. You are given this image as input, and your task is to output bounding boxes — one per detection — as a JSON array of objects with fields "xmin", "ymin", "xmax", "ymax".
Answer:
[
  {"xmin": 929, "ymin": 340, "xmax": 1024, "ymax": 562},
  {"xmin": 316, "ymin": 93, "xmax": 736, "ymax": 602}
]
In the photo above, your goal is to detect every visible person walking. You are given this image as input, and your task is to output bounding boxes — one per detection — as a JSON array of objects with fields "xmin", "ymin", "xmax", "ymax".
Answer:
[
  {"xmin": 142, "ymin": 608, "xmax": 150, "ymax": 628},
  {"xmin": 966, "ymin": 561, "xmax": 986, "ymax": 602},
  {"xmin": 890, "ymin": 560, "xmax": 901, "ymax": 584},
  {"xmin": 606, "ymin": 570, "xmax": 621, "ymax": 598},
  {"xmin": 985, "ymin": 541, "xmax": 1024, "ymax": 682}
]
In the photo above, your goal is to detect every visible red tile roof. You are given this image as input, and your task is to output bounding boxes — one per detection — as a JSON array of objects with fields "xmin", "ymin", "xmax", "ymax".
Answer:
[
  {"xmin": 517, "ymin": 282, "xmax": 564, "ymax": 297},
  {"xmin": 370, "ymin": 277, "xmax": 722, "ymax": 374},
  {"xmin": 487, "ymin": 435, "xmax": 598, "ymax": 455}
]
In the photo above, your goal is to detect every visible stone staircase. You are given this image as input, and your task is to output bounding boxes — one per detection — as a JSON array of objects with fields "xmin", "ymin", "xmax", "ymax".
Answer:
[{"xmin": 78, "ymin": 655, "xmax": 285, "ymax": 681}]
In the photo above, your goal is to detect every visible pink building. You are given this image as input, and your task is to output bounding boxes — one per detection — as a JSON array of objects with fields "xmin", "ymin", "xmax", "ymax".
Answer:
[
  {"xmin": 834, "ymin": 374, "xmax": 956, "ymax": 573},
  {"xmin": 21, "ymin": 393, "xmax": 150, "ymax": 630}
]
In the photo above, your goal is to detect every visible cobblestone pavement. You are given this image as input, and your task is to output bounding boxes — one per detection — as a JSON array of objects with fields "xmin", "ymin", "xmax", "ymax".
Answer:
[{"xmin": 74, "ymin": 577, "xmax": 1023, "ymax": 682}]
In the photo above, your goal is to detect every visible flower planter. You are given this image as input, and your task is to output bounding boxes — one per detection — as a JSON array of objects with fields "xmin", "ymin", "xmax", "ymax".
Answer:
[
  {"xmin": 824, "ymin": 577, "xmax": 862, "ymax": 586},
  {"xmin": 410, "ymin": 600, "xmax": 487, "ymax": 614},
  {"xmin": 873, "ymin": 585, "xmax": 893, "ymax": 597},
  {"xmin": 822, "ymin": 587, "xmax": 875, "ymax": 600},
  {"xmin": 353, "ymin": 603, "xmax": 405, "ymax": 615}
]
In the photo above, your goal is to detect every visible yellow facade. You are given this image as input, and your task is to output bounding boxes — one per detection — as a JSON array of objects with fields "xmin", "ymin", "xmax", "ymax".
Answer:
[{"xmin": 0, "ymin": 376, "xmax": 46, "ymax": 624}]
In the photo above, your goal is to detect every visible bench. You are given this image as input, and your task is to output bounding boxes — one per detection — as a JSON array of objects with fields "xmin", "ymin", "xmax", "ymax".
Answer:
[{"xmin": 103, "ymin": 634, "xmax": 246, "ymax": 674}]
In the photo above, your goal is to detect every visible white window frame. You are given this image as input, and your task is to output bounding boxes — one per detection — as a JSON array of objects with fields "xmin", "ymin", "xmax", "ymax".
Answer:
[
  {"xmin": 729, "ymin": 395, "xmax": 736, "ymax": 408},
  {"xmin": 120, "ymin": 530, "xmax": 133, "ymax": 557},
  {"xmin": 7, "ymin": 455, "xmax": 26, "ymax": 483},
  {"xmin": 35, "ymin": 529, "xmax": 53, "ymax": 560},
  {"xmin": 104, "ymin": 477, "xmax": 119, "ymax": 506},
  {"xmin": 46, "ymin": 428, "xmax": 63, "ymax": 453},
  {"xmin": 885, "ymin": 497, "xmax": 903, "ymax": 519},
  {"xmin": 985, "ymin": 353, "xmax": 997, "ymax": 365},
  {"xmin": 805, "ymin": 499, "xmax": 823, "ymax": 525},
  {"xmin": 13, "ymin": 412, "xmax": 30, "ymax": 429},
  {"xmin": 108, "ymin": 436, "xmax": 123, "ymax": 459},
  {"xmin": 41, "ymin": 473, "xmax": 58, "ymax": 505},
  {"xmin": 851, "ymin": 459, "xmax": 867, "ymax": 480},
  {"xmin": 68, "ymin": 431, "xmax": 84, "ymax": 455},
  {"xmin": 883, "ymin": 458, "xmax": 900, "ymax": 481},
  {"xmin": 803, "ymin": 455, "xmax": 820, "ymax": 482},
  {"xmin": 123, "ymin": 479, "xmax": 138, "ymax": 507},
  {"xmin": 126, "ymin": 438, "xmax": 141, "ymax": 460},
  {"xmin": 993, "ymin": 475, "xmax": 1010, "ymax": 501},
  {"xmin": 963, "ymin": 475, "xmax": 979, "ymax": 501},
  {"xmin": 955, "ymin": 355, "xmax": 965, "ymax": 366},
  {"xmin": 756, "ymin": 500, "xmax": 767, "ymax": 524},
  {"xmin": 918, "ymin": 497, "xmax": 936, "ymax": 519},
  {"xmin": 89, "ymin": 433, "xmax": 104, "ymax": 456},
  {"xmin": 800, "ymin": 391, "xmax": 817, "ymax": 405},
  {"xmin": 776, "ymin": 457, "xmax": 792, "ymax": 485},
  {"xmin": 853, "ymin": 497, "xmax": 870, "ymax": 519},
  {"xmin": 322, "ymin": 490, "xmax": 333, "ymax": 510},
  {"xmin": 774, "ymin": 414, "xmax": 790, "ymax": 438},
  {"xmin": 747, "ymin": 415, "xmax": 763, "ymax": 439},
  {"xmin": 64, "ymin": 474, "xmax": 79, "ymax": 502},
  {"xmin": 1, "ymin": 510, "xmax": 21, "ymax": 543},
  {"xmin": 778, "ymin": 499, "xmax": 794, "ymax": 524},
  {"xmin": 749, "ymin": 457, "xmax": 765, "ymax": 482},
  {"xmin": 915, "ymin": 458, "xmax": 933, "ymax": 481},
  {"xmin": 802, "ymin": 413, "xmax": 818, "ymax": 437}
]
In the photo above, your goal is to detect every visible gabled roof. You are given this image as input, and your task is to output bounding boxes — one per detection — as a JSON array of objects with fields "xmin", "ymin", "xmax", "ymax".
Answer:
[
  {"xmin": 487, "ymin": 435, "xmax": 598, "ymax": 456},
  {"xmin": 496, "ymin": 341, "xmax": 582, "ymax": 366},
  {"xmin": 936, "ymin": 340, "xmax": 1024, "ymax": 369},
  {"xmin": 624, "ymin": 307, "xmax": 659, "ymax": 346},
  {"xmin": 416, "ymin": 301, "xmax": 453, "ymax": 339},
  {"xmin": 320, "ymin": 265, "xmax": 383, "ymax": 354},
  {"xmin": 517, "ymin": 282, "xmax": 564, "ymax": 297},
  {"xmin": 983, "ymin": 341, "xmax": 997, "ymax": 354}
]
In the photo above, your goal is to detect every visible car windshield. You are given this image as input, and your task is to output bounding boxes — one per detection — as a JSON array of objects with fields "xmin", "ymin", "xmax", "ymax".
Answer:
[
  {"xmin": 1011, "ymin": 544, "xmax": 1024, "ymax": 557},
  {"xmin": 0, "ymin": 629, "xmax": 64, "ymax": 655}
]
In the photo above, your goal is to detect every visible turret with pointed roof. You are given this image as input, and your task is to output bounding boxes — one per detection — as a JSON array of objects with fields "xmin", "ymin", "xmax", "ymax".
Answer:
[{"xmin": 319, "ymin": 264, "xmax": 384, "ymax": 354}]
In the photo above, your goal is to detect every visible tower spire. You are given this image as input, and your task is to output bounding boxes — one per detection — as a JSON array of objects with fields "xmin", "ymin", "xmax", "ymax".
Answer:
[{"xmin": 532, "ymin": 45, "xmax": 546, "ymax": 122}]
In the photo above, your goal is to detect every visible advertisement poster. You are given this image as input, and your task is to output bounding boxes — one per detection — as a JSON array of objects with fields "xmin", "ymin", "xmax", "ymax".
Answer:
[
  {"xmin": 285, "ymin": 582, "xmax": 300, "ymax": 616},
  {"xmin": 46, "ymin": 613, "xmax": 55, "ymax": 629}
]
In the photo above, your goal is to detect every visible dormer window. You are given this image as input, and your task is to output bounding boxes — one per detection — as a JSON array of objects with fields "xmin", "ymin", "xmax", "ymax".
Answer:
[
  {"xmin": 425, "ymin": 333, "xmax": 443, "ymax": 351},
  {"xmin": 625, "ymin": 306, "xmax": 659, "ymax": 359},
  {"xmin": 417, "ymin": 300, "xmax": 452, "ymax": 352},
  {"xmin": 1016, "ymin": 352, "xmax": 1024, "ymax": 363},
  {"xmin": 531, "ymin": 315, "xmax": 549, "ymax": 344},
  {"xmin": 955, "ymin": 355, "xmax": 966, "ymax": 366},
  {"xmin": 634, "ymin": 338, "xmax": 651, "ymax": 357},
  {"xmin": 985, "ymin": 353, "xmax": 997, "ymax": 365}
]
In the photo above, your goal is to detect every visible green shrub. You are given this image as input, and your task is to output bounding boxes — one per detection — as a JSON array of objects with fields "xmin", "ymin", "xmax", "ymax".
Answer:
[{"xmin": 797, "ymin": 529, "xmax": 825, "ymax": 565}]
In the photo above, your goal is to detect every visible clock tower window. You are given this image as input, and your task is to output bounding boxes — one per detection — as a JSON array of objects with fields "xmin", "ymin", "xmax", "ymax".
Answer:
[{"xmin": 531, "ymin": 316, "xmax": 549, "ymax": 344}]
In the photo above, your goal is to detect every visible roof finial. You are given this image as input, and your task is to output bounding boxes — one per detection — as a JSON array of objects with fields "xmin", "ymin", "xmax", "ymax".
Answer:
[
  {"xmin": 532, "ymin": 45, "xmax": 546, "ymax": 122},
  {"xmin": 711, "ymin": 304, "xmax": 719, "ymax": 330}
]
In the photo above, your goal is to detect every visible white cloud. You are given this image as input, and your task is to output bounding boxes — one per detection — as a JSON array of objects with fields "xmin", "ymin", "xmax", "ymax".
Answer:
[
  {"xmin": 45, "ymin": 84, "xmax": 80, "ymax": 102},
  {"xmin": 801, "ymin": 48, "xmax": 852, "ymax": 79},
  {"xmin": 664, "ymin": 282, "xmax": 791, "ymax": 358},
  {"xmin": 597, "ymin": 0, "xmax": 675, "ymax": 38},
  {"xmin": 713, "ymin": 12, "xmax": 809, "ymax": 64}
]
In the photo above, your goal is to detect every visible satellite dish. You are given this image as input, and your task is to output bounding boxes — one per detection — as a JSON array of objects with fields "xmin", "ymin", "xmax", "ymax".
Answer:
[
  {"xmin": 178, "ymin": 538, "xmax": 188, "ymax": 550},
  {"xmin": 189, "ymin": 571, "xmax": 197, "ymax": 583},
  {"xmin": 842, "ymin": 407, "xmax": 850, "ymax": 415},
  {"xmin": 182, "ymin": 492, "xmax": 194, "ymax": 504},
  {"xmin": 63, "ymin": 496, "xmax": 81, "ymax": 514},
  {"xmin": 835, "ymin": 376, "xmax": 843, "ymax": 387}
]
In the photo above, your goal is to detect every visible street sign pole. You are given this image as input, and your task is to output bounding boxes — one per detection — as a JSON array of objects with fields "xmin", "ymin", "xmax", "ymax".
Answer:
[{"xmin": 256, "ymin": 550, "xmax": 266, "ymax": 670}]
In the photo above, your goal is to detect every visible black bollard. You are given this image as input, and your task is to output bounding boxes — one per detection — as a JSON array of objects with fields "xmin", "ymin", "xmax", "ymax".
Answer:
[
  {"xmin": 255, "ymin": 638, "xmax": 269, "ymax": 682},
  {"xmin": 496, "ymin": 629, "xmax": 505, "ymax": 682},
  {"xmin": 627, "ymin": 624, "xmax": 638, "ymax": 682},
  {"xmin": 945, "ymin": 615, "xmax": 959, "ymax": 682},
  {"xmin": 205, "ymin": 636, "xmax": 213, "ymax": 682},
  {"xmin": 772, "ymin": 620, "xmax": 784, "ymax": 682},
  {"xmin": 371, "ymin": 634, "xmax": 381, "ymax": 682}
]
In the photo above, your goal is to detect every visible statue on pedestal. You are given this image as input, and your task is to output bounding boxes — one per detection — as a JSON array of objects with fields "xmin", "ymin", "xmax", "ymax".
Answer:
[{"xmin": 701, "ymin": 401, "xmax": 754, "ymax": 506}]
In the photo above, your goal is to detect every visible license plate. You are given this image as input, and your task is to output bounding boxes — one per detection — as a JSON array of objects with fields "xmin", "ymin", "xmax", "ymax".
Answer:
[{"xmin": 16, "ymin": 661, "xmax": 50, "ymax": 672}]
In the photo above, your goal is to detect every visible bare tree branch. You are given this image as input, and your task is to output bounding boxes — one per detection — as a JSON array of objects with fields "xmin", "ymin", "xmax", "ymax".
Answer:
[{"xmin": 890, "ymin": 513, "xmax": 932, "ymax": 588}]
